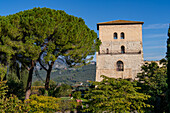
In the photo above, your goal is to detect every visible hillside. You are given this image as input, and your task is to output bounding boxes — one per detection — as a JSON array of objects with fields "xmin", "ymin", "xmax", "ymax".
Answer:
[{"xmin": 33, "ymin": 64, "xmax": 96, "ymax": 85}]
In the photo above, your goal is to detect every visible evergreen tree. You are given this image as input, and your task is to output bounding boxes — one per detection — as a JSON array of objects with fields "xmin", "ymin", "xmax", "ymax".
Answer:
[
  {"xmin": 84, "ymin": 75, "xmax": 151, "ymax": 113},
  {"xmin": 38, "ymin": 14, "xmax": 100, "ymax": 91},
  {"xmin": 167, "ymin": 25, "xmax": 170, "ymax": 112},
  {"xmin": 137, "ymin": 61, "xmax": 168, "ymax": 112},
  {"xmin": 0, "ymin": 7, "xmax": 101, "ymax": 99}
]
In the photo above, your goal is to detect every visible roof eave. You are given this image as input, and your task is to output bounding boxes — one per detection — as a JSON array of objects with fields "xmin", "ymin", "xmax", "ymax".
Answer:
[{"xmin": 97, "ymin": 22, "xmax": 144, "ymax": 30}]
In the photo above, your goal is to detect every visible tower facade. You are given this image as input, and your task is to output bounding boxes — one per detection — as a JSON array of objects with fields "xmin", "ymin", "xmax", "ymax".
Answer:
[{"xmin": 96, "ymin": 20, "xmax": 144, "ymax": 81}]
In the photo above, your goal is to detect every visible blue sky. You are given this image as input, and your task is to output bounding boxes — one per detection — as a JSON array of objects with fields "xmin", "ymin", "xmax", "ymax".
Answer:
[{"xmin": 0, "ymin": 0, "xmax": 170, "ymax": 61}]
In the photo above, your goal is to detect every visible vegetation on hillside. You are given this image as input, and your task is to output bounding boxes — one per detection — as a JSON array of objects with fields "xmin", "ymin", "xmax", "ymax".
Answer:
[{"xmin": 32, "ymin": 64, "xmax": 96, "ymax": 85}]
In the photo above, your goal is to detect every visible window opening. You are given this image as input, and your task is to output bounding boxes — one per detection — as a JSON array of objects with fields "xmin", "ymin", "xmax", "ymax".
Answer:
[
  {"xmin": 117, "ymin": 61, "xmax": 124, "ymax": 71},
  {"xmin": 106, "ymin": 48, "xmax": 109, "ymax": 54},
  {"xmin": 121, "ymin": 32, "xmax": 125, "ymax": 39},
  {"xmin": 121, "ymin": 46, "xmax": 125, "ymax": 54},
  {"xmin": 114, "ymin": 33, "xmax": 118, "ymax": 39}
]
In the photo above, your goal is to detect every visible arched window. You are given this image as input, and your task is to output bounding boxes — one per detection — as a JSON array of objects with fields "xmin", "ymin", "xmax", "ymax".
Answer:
[
  {"xmin": 121, "ymin": 32, "xmax": 125, "ymax": 39},
  {"xmin": 106, "ymin": 48, "xmax": 109, "ymax": 54},
  {"xmin": 121, "ymin": 46, "xmax": 125, "ymax": 53},
  {"xmin": 117, "ymin": 61, "xmax": 124, "ymax": 71},
  {"xmin": 114, "ymin": 32, "xmax": 117, "ymax": 39}
]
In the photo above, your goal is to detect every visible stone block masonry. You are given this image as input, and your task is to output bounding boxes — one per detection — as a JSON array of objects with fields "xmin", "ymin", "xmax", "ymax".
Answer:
[{"xmin": 96, "ymin": 20, "xmax": 144, "ymax": 81}]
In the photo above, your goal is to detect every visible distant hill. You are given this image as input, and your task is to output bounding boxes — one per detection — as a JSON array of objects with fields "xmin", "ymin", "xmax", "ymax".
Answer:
[{"xmin": 33, "ymin": 64, "xmax": 96, "ymax": 85}]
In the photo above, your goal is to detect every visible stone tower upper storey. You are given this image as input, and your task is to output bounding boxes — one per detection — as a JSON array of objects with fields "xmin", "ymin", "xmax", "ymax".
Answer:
[{"xmin": 97, "ymin": 20, "xmax": 144, "ymax": 42}]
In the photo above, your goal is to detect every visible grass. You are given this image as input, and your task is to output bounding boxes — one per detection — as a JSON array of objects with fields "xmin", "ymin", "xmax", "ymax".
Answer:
[{"xmin": 60, "ymin": 97, "xmax": 71, "ymax": 100}]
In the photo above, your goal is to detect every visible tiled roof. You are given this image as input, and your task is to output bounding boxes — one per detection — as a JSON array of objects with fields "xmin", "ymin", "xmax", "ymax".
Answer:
[{"xmin": 97, "ymin": 20, "xmax": 144, "ymax": 30}]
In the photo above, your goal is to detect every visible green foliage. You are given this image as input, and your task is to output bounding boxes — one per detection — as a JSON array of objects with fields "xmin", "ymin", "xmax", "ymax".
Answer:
[
  {"xmin": 38, "ymin": 87, "xmax": 46, "ymax": 95},
  {"xmin": 49, "ymin": 80, "xmax": 56, "ymax": 86},
  {"xmin": 167, "ymin": 26, "xmax": 170, "ymax": 112},
  {"xmin": 0, "ymin": 81, "xmax": 8, "ymax": 99},
  {"xmin": 0, "ymin": 81, "xmax": 29, "ymax": 112},
  {"xmin": 58, "ymin": 99, "xmax": 77, "ymax": 113},
  {"xmin": 84, "ymin": 75, "xmax": 151, "ymax": 113},
  {"xmin": 137, "ymin": 61, "xmax": 168, "ymax": 112},
  {"xmin": 55, "ymin": 84, "xmax": 72, "ymax": 97},
  {"xmin": 0, "ymin": 7, "xmax": 100, "ymax": 96},
  {"xmin": 27, "ymin": 94, "xmax": 78, "ymax": 113},
  {"xmin": 33, "ymin": 80, "xmax": 43, "ymax": 86},
  {"xmin": 0, "ymin": 95, "xmax": 30, "ymax": 113},
  {"xmin": 48, "ymin": 84, "xmax": 72, "ymax": 97},
  {"xmin": 33, "ymin": 64, "xmax": 96, "ymax": 85},
  {"xmin": 0, "ymin": 65, "xmax": 7, "ymax": 81},
  {"xmin": 72, "ymin": 91, "xmax": 82, "ymax": 99},
  {"xmin": 26, "ymin": 94, "xmax": 60, "ymax": 113},
  {"xmin": 6, "ymin": 78, "xmax": 25, "ymax": 99}
]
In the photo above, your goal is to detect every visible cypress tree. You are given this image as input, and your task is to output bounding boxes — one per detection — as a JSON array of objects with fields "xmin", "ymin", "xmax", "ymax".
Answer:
[{"xmin": 167, "ymin": 24, "xmax": 170, "ymax": 112}]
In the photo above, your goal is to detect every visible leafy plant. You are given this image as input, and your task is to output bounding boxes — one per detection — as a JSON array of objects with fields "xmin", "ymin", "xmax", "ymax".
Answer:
[
  {"xmin": 84, "ymin": 75, "xmax": 151, "ymax": 113},
  {"xmin": 48, "ymin": 84, "xmax": 72, "ymax": 97},
  {"xmin": 32, "ymin": 80, "xmax": 43, "ymax": 86},
  {"xmin": 58, "ymin": 99, "xmax": 77, "ymax": 113},
  {"xmin": 137, "ymin": 61, "xmax": 168, "ymax": 112},
  {"xmin": 72, "ymin": 91, "xmax": 82, "ymax": 99},
  {"xmin": 26, "ymin": 94, "xmax": 60, "ymax": 113},
  {"xmin": 6, "ymin": 79, "xmax": 25, "ymax": 100},
  {"xmin": 0, "ymin": 95, "xmax": 30, "ymax": 113},
  {"xmin": 0, "ymin": 81, "xmax": 8, "ymax": 99},
  {"xmin": 0, "ymin": 65, "xmax": 7, "ymax": 81},
  {"xmin": 0, "ymin": 81, "xmax": 29, "ymax": 112}
]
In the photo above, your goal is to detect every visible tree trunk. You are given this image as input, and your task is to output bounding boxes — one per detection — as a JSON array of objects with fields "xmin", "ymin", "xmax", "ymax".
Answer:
[
  {"xmin": 16, "ymin": 63, "xmax": 20, "ymax": 80},
  {"xmin": 25, "ymin": 61, "xmax": 34, "ymax": 100},
  {"xmin": 45, "ymin": 61, "xmax": 54, "ymax": 91}
]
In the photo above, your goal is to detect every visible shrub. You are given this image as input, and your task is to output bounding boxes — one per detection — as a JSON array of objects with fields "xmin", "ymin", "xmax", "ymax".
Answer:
[
  {"xmin": 49, "ymin": 80, "xmax": 56, "ymax": 86},
  {"xmin": 48, "ymin": 84, "xmax": 72, "ymax": 97},
  {"xmin": 6, "ymin": 79, "xmax": 25, "ymax": 99},
  {"xmin": 0, "ymin": 81, "xmax": 29, "ymax": 112},
  {"xmin": 72, "ymin": 91, "xmax": 82, "ymax": 99},
  {"xmin": 58, "ymin": 99, "xmax": 78, "ymax": 113},
  {"xmin": 32, "ymin": 81, "xmax": 43, "ymax": 86},
  {"xmin": 0, "ymin": 81, "xmax": 8, "ymax": 99},
  {"xmin": 0, "ymin": 95, "xmax": 30, "ymax": 113},
  {"xmin": 26, "ymin": 94, "xmax": 60, "ymax": 112}
]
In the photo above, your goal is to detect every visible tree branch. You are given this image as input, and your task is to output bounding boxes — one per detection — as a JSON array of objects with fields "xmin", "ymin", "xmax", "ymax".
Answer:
[
  {"xmin": 38, "ymin": 58, "xmax": 48, "ymax": 71},
  {"xmin": 38, "ymin": 46, "xmax": 48, "ymax": 72}
]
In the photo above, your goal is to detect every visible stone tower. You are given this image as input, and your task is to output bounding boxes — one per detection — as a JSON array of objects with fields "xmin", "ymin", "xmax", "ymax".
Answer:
[{"xmin": 96, "ymin": 20, "xmax": 144, "ymax": 81}]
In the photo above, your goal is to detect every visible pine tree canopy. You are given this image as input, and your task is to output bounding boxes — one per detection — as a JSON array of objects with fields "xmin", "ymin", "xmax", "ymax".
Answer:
[{"xmin": 0, "ymin": 7, "xmax": 101, "ymax": 79}]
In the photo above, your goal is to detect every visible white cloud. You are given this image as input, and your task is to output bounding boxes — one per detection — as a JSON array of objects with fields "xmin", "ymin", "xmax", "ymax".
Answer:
[
  {"xmin": 144, "ymin": 34, "xmax": 167, "ymax": 38},
  {"xmin": 143, "ymin": 24, "xmax": 169, "ymax": 29},
  {"xmin": 144, "ymin": 46, "xmax": 166, "ymax": 49},
  {"xmin": 144, "ymin": 55, "xmax": 165, "ymax": 60}
]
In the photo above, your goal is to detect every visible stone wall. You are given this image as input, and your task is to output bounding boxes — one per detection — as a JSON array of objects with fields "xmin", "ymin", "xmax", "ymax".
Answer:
[
  {"xmin": 96, "ymin": 53, "xmax": 143, "ymax": 81},
  {"xmin": 98, "ymin": 24, "xmax": 142, "ymax": 42},
  {"xmin": 100, "ymin": 41, "xmax": 142, "ymax": 54}
]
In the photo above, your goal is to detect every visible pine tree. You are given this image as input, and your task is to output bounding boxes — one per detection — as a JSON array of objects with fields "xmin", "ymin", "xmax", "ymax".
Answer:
[{"xmin": 0, "ymin": 7, "xmax": 101, "ymax": 99}]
